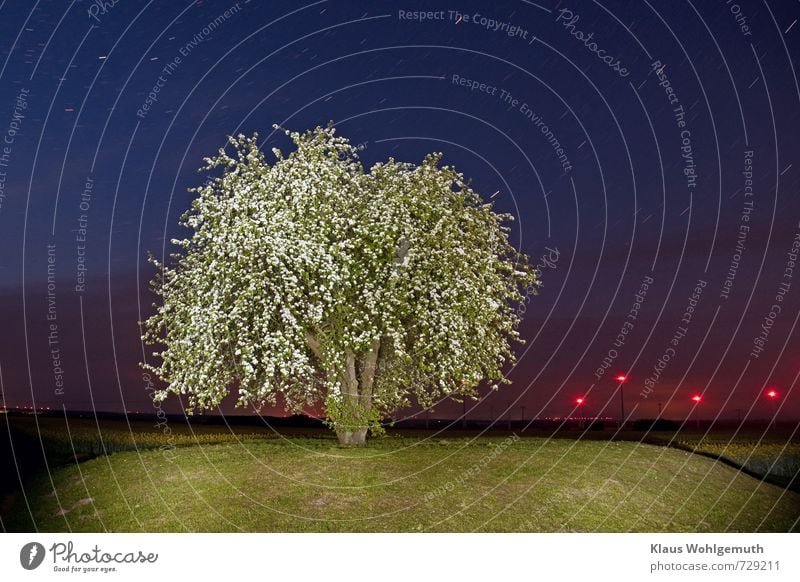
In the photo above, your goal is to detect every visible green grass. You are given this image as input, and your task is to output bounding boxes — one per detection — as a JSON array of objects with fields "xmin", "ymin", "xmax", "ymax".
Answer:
[{"xmin": 4, "ymin": 429, "xmax": 799, "ymax": 532}]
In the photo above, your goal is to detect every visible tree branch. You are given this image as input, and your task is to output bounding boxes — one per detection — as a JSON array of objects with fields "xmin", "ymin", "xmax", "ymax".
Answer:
[
  {"xmin": 305, "ymin": 332, "xmax": 323, "ymax": 359},
  {"xmin": 393, "ymin": 237, "xmax": 410, "ymax": 268},
  {"xmin": 358, "ymin": 339, "xmax": 381, "ymax": 410}
]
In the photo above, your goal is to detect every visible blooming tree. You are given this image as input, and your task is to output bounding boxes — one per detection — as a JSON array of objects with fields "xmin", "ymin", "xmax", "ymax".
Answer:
[{"xmin": 142, "ymin": 125, "xmax": 538, "ymax": 445}]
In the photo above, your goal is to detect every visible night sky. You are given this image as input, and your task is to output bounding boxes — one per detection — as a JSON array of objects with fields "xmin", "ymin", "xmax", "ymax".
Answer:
[{"xmin": 1, "ymin": 0, "xmax": 799, "ymax": 424}]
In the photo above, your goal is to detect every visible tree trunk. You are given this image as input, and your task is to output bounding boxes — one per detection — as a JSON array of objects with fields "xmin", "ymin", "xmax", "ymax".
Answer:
[
  {"xmin": 308, "ymin": 332, "xmax": 382, "ymax": 446},
  {"xmin": 335, "ymin": 428, "xmax": 368, "ymax": 446},
  {"xmin": 334, "ymin": 342, "xmax": 380, "ymax": 446},
  {"xmin": 358, "ymin": 339, "xmax": 381, "ymax": 411},
  {"xmin": 335, "ymin": 350, "xmax": 362, "ymax": 446},
  {"xmin": 320, "ymin": 237, "xmax": 406, "ymax": 446}
]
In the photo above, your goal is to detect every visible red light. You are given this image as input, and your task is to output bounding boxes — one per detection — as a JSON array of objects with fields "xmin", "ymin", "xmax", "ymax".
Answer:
[
  {"xmin": 616, "ymin": 375, "xmax": 627, "ymax": 382},
  {"xmin": 766, "ymin": 389, "xmax": 778, "ymax": 399},
  {"xmin": 575, "ymin": 397, "xmax": 585, "ymax": 405},
  {"xmin": 691, "ymin": 395, "xmax": 702, "ymax": 403}
]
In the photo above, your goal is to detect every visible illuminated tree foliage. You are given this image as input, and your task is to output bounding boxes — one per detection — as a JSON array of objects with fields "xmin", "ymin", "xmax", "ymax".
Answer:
[{"xmin": 143, "ymin": 125, "xmax": 538, "ymax": 445}]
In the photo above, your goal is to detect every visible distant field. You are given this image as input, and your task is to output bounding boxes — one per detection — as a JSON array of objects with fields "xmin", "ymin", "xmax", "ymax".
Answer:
[
  {"xmin": 7, "ymin": 416, "xmax": 282, "ymax": 457},
  {"xmin": 2, "ymin": 417, "xmax": 798, "ymax": 532}
]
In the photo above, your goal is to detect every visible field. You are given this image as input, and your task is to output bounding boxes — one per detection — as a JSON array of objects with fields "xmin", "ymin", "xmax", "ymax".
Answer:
[{"xmin": 1, "ymin": 416, "xmax": 798, "ymax": 532}]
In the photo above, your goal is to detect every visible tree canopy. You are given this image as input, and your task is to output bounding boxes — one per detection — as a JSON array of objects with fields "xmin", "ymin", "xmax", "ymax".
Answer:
[{"xmin": 142, "ymin": 125, "xmax": 538, "ymax": 444}]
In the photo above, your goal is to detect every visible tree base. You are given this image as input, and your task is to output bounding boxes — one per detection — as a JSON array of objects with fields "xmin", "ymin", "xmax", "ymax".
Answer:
[{"xmin": 336, "ymin": 428, "xmax": 368, "ymax": 446}]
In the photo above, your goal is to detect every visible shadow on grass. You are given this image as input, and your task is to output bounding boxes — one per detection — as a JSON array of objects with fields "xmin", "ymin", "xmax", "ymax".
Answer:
[{"xmin": 646, "ymin": 438, "xmax": 800, "ymax": 493}]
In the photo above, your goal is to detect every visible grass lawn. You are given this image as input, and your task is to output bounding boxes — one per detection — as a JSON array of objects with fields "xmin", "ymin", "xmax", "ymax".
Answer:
[{"xmin": 3, "ymin": 432, "xmax": 798, "ymax": 532}]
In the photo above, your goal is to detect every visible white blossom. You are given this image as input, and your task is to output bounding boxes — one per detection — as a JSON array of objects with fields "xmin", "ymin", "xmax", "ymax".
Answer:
[{"xmin": 142, "ymin": 125, "xmax": 539, "ymax": 437}]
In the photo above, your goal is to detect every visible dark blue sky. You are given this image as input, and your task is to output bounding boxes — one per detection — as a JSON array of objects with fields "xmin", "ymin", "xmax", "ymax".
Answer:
[{"xmin": 1, "ymin": 0, "xmax": 799, "ymax": 423}]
